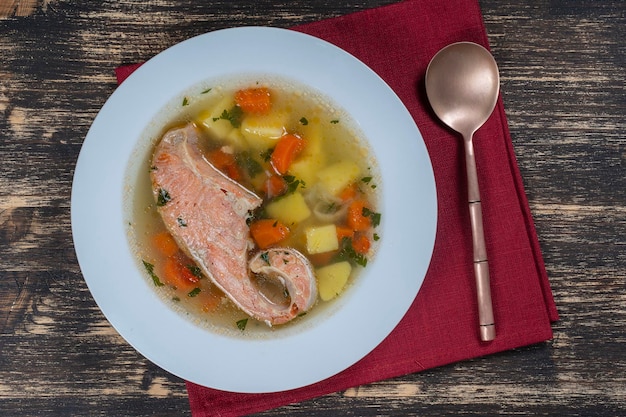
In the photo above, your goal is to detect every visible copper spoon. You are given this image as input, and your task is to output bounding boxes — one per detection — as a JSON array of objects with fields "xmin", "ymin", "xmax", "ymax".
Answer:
[{"xmin": 425, "ymin": 42, "xmax": 500, "ymax": 342}]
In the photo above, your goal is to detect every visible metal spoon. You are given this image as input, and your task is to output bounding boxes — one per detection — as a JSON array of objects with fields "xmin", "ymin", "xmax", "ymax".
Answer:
[{"xmin": 425, "ymin": 42, "xmax": 500, "ymax": 342}]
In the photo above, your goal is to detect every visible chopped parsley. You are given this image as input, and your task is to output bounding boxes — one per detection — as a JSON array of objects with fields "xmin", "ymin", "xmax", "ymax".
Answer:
[
  {"xmin": 236, "ymin": 318, "xmax": 248, "ymax": 331},
  {"xmin": 201, "ymin": 87, "xmax": 212, "ymax": 94},
  {"xmin": 362, "ymin": 207, "xmax": 381, "ymax": 227},
  {"xmin": 213, "ymin": 106, "xmax": 243, "ymax": 128},
  {"xmin": 177, "ymin": 217, "xmax": 187, "ymax": 227},
  {"xmin": 361, "ymin": 176, "xmax": 377, "ymax": 189},
  {"xmin": 260, "ymin": 148, "xmax": 273, "ymax": 162},
  {"xmin": 237, "ymin": 151, "xmax": 263, "ymax": 177},
  {"xmin": 186, "ymin": 265, "xmax": 203, "ymax": 278},
  {"xmin": 157, "ymin": 188, "xmax": 171, "ymax": 206},
  {"xmin": 187, "ymin": 287, "xmax": 201, "ymax": 297},
  {"xmin": 330, "ymin": 119, "xmax": 339, "ymax": 124},
  {"xmin": 299, "ymin": 116, "xmax": 309, "ymax": 125},
  {"xmin": 142, "ymin": 260, "xmax": 164, "ymax": 287},
  {"xmin": 182, "ymin": 97, "xmax": 189, "ymax": 106},
  {"xmin": 260, "ymin": 252, "xmax": 270, "ymax": 265},
  {"xmin": 283, "ymin": 175, "xmax": 305, "ymax": 194},
  {"xmin": 373, "ymin": 233, "xmax": 380, "ymax": 241},
  {"xmin": 335, "ymin": 237, "xmax": 368, "ymax": 267}
]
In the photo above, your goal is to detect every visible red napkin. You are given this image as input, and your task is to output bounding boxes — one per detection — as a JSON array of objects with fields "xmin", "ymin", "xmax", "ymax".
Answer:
[{"xmin": 117, "ymin": 0, "xmax": 558, "ymax": 415}]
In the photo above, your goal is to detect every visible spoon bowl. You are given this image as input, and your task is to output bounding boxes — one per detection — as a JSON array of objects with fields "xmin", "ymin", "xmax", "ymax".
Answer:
[
  {"xmin": 425, "ymin": 42, "xmax": 499, "ymax": 137},
  {"xmin": 425, "ymin": 42, "xmax": 500, "ymax": 342}
]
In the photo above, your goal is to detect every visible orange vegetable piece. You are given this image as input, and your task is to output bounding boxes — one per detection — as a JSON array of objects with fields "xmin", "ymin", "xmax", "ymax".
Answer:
[
  {"xmin": 271, "ymin": 134, "xmax": 306, "ymax": 175},
  {"xmin": 338, "ymin": 183, "xmax": 358, "ymax": 202},
  {"xmin": 162, "ymin": 256, "xmax": 200, "ymax": 290},
  {"xmin": 352, "ymin": 234, "xmax": 371, "ymax": 254},
  {"xmin": 262, "ymin": 173, "xmax": 287, "ymax": 198},
  {"xmin": 234, "ymin": 87, "xmax": 271, "ymax": 115},
  {"xmin": 347, "ymin": 199, "xmax": 372, "ymax": 231},
  {"xmin": 249, "ymin": 219, "xmax": 290, "ymax": 249},
  {"xmin": 308, "ymin": 251, "xmax": 337, "ymax": 267},
  {"xmin": 336, "ymin": 225, "xmax": 354, "ymax": 242},
  {"xmin": 207, "ymin": 149, "xmax": 241, "ymax": 181},
  {"xmin": 153, "ymin": 231, "xmax": 179, "ymax": 257}
]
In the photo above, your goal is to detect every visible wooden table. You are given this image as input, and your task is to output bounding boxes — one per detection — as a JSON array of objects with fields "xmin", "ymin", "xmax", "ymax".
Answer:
[{"xmin": 1, "ymin": 1, "xmax": 624, "ymax": 415}]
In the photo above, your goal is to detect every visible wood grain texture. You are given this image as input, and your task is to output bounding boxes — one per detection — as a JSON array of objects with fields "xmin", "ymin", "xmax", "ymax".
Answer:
[{"xmin": 0, "ymin": 0, "xmax": 624, "ymax": 416}]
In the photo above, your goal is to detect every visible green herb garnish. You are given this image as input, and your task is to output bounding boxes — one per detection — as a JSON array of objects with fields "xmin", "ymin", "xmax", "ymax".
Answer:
[
  {"xmin": 330, "ymin": 119, "xmax": 339, "ymax": 124},
  {"xmin": 236, "ymin": 318, "xmax": 248, "ymax": 331},
  {"xmin": 182, "ymin": 97, "xmax": 189, "ymax": 106},
  {"xmin": 335, "ymin": 237, "xmax": 368, "ymax": 267},
  {"xmin": 283, "ymin": 175, "xmax": 305, "ymax": 194},
  {"xmin": 213, "ymin": 106, "xmax": 243, "ymax": 128},
  {"xmin": 373, "ymin": 233, "xmax": 380, "ymax": 241},
  {"xmin": 186, "ymin": 265, "xmax": 203, "ymax": 278},
  {"xmin": 362, "ymin": 207, "xmax": 381, "ymax": 227},
  {"xmin": 361, "ymin": 176, "xmax": 373, "ymax": 184},
  {"xmin": 260, "ymin": 148, "xmax": 273, "ymax": 162},
  {"xmin": 237, "ymin": 151, "xmax": 263, "ymax": 177},
  {"xmin": 157, "ymin": 188, "xmax": 171, "ymax": 206},
  {"xmin": 260, "ymin": 252, "xmax": 270, "ymax": 265},
  {"xmin": 187, "ymin": 288, "xmax": 201, "ymax": 297},
  {"xmin": 299, "ymin": 117, "xmax": 309, "ymax": 125},
  {"xmin": 201, "ymin": 88, "xmax": 212, "ymax": 94},
  {"xmin": 142, "ymin": 260, "xmax": 164, "ymax": 287}
]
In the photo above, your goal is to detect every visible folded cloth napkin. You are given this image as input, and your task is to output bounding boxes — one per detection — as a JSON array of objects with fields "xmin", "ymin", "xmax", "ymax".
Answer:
[{"xmin": 117, "ymin": 0, "xmax": 558, "ymax": 415}]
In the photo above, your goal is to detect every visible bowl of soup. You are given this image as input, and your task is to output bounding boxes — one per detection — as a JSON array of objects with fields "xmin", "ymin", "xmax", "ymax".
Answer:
[{"xmin": 71, "ymin": 27, "xmax": 437, "ymax": 393}]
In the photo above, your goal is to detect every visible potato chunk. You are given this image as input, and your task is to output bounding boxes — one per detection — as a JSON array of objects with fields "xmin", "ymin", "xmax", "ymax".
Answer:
[
  {"xmin": 305, "ymin": 224, "xmax": 339, "ymax": 254},
  {"xmin": 265, "ymin": 192, "xmax": 311, "ymax": 225},
  {"xmin": 316, "ymin": 161, "xmax": 361, "ymax": 196},
  {"xmin": 197, "ymin": 96, "xmax": 237, "ymax": 140},
  {"xmin": 317, "ymin": 261, "xmax": 352, "ymax": 301},
  {"xmin": 240, "ymin": 111, "xmax": 287, "ymax": 150}
]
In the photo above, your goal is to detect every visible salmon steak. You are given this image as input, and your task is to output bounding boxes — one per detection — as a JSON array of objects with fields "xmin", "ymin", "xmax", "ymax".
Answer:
[{"xmin": 150, "ymin": 123, "xmax": 317, "ymax": 326}]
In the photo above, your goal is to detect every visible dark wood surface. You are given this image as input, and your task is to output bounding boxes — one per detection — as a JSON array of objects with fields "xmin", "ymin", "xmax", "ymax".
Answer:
[{"xmin": 1, "ymin": 0, "xmax": 624, "ymax": 415}]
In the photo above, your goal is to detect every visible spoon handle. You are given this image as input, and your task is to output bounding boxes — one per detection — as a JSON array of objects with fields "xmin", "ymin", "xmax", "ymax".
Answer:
[{"xmin": 463, "ymin": 134, "xmax": 496, "ymax": 342}]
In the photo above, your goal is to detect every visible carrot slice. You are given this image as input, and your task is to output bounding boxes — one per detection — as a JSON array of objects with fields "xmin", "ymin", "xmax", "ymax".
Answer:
[
  {"xmin": 162, "ymin": 257, "xmax": 200, "ymax": 289},
  {"xmin": 249, "ymin": 219, "xmax": 290, "ymax": 249},
  {"xmin": 308, "ymin": 250, "xmax": 337, "ymax": 267},
  {"xmin": 352, "ymin": 234, "xmax": 371, "ymax": 254},
  {"xmin": 234, "ymin": 87, "xmax": 271, "ymax": 115},
  {"xmin": 338, "ymin": 183, "xmax": 358, "ymax": 202},
  {"xmin": 153, "ymin": 231, "xmax": 179, "ymax": 257},
  {"xmin": 336, "ymin": 225, "xmax": 354, "ymax": 242},
  {"xmin": 207, "ymin": 149, "xmax": 241, "ymax": 181},
  {"xmin": 262, "ymin": 173, "xmax": 287, "ymax": 198},
  {"xmin": 347, "ymin": 200, "xmax": 372, "ymax": 231},
  {"xmin": 271, "ymin": 134, "xmax": 306, "ymax": 175}
]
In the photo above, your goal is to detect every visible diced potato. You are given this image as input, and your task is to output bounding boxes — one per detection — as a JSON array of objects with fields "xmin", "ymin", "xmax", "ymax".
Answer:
[
  {"xmin": 305, "ymin": 224, "xmax": 339, "ymax": 254},
  {"xmin": 289, "ymin": 155, "xmax": 325, "ymax": 186},
  {"xmin": 241, "ymin": 111, "xmax": 288, "ymax": 150},
  {"xmin": 288, "ymin": 124, "xmax": 325, "ymax": 184},
  {"xmin": 316, "ymin": 161, "xmax": 361, "ymax": 196},
  {"xmin": 317, "ymin": 261, "xmax": 352, "ymax": 301},
  {"xmin": 197, "ymin": 96, "xmax": 237, "ymax": 140},
  {"xmin": 265, "ymin": 192, "xmax": 311, "ymax": 225}
]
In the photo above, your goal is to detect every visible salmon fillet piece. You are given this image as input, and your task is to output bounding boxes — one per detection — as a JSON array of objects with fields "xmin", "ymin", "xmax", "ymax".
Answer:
[{"xmin": 150, "ymin": 123, "xmax": 317, "ymax": 325}]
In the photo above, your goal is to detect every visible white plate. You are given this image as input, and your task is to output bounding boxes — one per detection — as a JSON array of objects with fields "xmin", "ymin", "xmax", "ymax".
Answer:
[{"xmin": 71, "ymin": 27, "xmax": 437, "ymax": 393}]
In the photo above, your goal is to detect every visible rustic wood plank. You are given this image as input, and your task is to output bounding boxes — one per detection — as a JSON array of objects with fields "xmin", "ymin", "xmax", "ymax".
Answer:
[{"xmin": 0, "ymin": 0, "xmax": 624, "ymax": 415}]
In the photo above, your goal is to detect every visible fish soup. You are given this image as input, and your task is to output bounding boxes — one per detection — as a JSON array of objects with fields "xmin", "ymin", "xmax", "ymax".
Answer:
[{"xmin": 130, "ymin": 77, "xmax": 381, "ymax": 336}]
